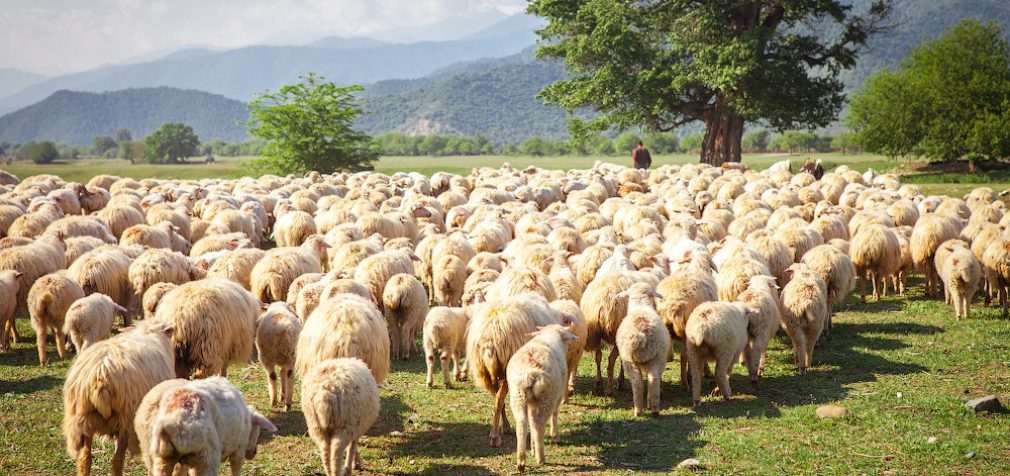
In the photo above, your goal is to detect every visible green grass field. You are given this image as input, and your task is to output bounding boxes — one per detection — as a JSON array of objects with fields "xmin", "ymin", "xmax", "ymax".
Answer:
[
  {"xmin": 3, "ymin": 153, "xmax": 1001, "ymax": 198},
  {"xmin": 2, "ymin": 281, "xmax": 1009, "ymax": 475}
]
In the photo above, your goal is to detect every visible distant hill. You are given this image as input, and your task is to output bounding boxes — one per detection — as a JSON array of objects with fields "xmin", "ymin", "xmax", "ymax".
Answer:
[
  {"xmin": 0, "ymin": 87, "xmax": 248, "ymax": 145},
  {"xmin": 0, "ymin": 69, "xmax": 46, "ymax": 100},
  {"xmin": 308, "ymin": 36, "xmax": 388, "ymax": 50}
]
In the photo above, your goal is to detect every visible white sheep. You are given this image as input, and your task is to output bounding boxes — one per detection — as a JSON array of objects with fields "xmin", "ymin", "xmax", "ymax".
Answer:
[
  {"xmin": 684, "ymin": 302, "xmax": 754, "ymax": 406},
  {"xmin": 28, "ymin": 272, "xmax": 86, "ymax": 365},
  {"xmin": 251, "ymin": 235, "xmax": 329, "ymax": 302},
  {"xmin": 780, "ymin": 263, "xmax": 829, "ymax": 374},
  {"xmin": 63, "ymin": 293, "xmax": 128, "ymax": 353},
  {"xmin": 423, "ymin": 306, "xmax": 470, "ymax": 388},
  {"xmin": 256, "ymin": 301, "xmax": 303, "ymax": 410},
  {"xmin": 297, "ymin": 293, "xmax": 391, "ymax": 384},
  {"xmin": 615, "ymin": 283, "xmax": 671, "ymax": 416},
  {"xmin": 382, "ymin": 273, "xmax": 428, "ymax": 360},
  {"xmin": 0, "ymin": 269, "xmax": 23, "ymax": 351}
]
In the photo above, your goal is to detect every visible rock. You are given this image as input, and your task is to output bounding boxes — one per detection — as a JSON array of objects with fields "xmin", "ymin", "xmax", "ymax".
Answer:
[
  {"xmin": 965, "ymin": 451, "xmax": 976, "ymax": 459},
  {"xmin": 815, "ymin": 405, "xmax": 848, "ymax": 419},
  {"xmin": 965, "ymin": 395, "xmax": 1004, "ymax": 414},
  {"xmin": 676, "ymin": 458, "xmax": 703, "ymax": 471},
  {"xmin": 927, "ymin": 436, "xmax": 937, "ymax": 444}
]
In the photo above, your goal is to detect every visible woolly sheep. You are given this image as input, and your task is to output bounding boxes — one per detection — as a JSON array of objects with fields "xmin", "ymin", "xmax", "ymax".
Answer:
[
  {"xmin": 851, "ymin": 224, "xmax": 902, "ymax": 302},
  {"xmin": 780, "ymin": 264, "xmax": 829, "ymax": 374},
  {"xmin": 274, "ymin": 210, "xmax": 317, "ymax": 247},
  {"xmin": 251, "ymin": 235, "xmax": 329, "ymax": 302},
  {"xmin": 735, "ymin": 275, "xmax": 781, "ymax": 384},
  {"xmin": 256, "ymin": 301, "xmax": 302, "ymax": 410},
  {"xmin": 28, "ymin": 272, "xmax": 86, "ymax": 365},
  {"xmin": 154, "ymin": 278, "xmax": 259, "ymax": 378},
  {"xmin": 684, "ymin": 302, "xmax": 754, "ymax": 406},
  {"xmin": 0, "ymin": 233, "xmax": 66, "ymax": 320},
  {"xmin": 433, "ymin": 254, "xmax": 467, "ymax": 307},
  {"xmin": 615, "ymin": 283, "xmax": 671, "ymax": 416},
  {"xmin": 548, "ymin": 299, "xmax": 588, "ymax": 399},
  {"xmin": 352, "ymin": 248, "xmax": 417, "ymax": 307},
  {"xmin": 382, "ymin": 273, "xmax": 429, "ymax": 360},
  {"xmin": 67, "ymin": 247, "xmax": 134, "ymax": 315},
  {"xmin": 63, "ymin": 293, "xmax": 128, "ymax": 353},
  {"xmin": 128, "ymin": 248, "xmax": 205, "ymax": 310},
  {"xmin": 141, "ymin": 282, "xmax": 177, "ymax": 320},
  {"xmin": 507, "ymin": 325, "xmax": 578, "ymax": 471},
  {"xmin": 0, "ymin": 269, "xmax": 22, "ymax": 351},
  {"xmin": 301, "ymin": 358, "xmax": 380, "ymax": 476},
  {"xmin": 579, "ymin": 272, "xmax": 634, "ymax": 395},
  {"xmin": 423, "ymin": 306, "xmax": 470, "ymax": 388},
  {"xmin": 297, "ymin": 293, "xmax": 391, "ymax": 384},
  {"xmin": 937, "ymin": 247, "xmax": 982, "ymax": 320},
  {"xmin": 800, "ymin": 244, "xmax": 856, "ymax": 336},
  {"xmin": 911, "ymin": 213, "xmax": 963, "ymax": 297}
]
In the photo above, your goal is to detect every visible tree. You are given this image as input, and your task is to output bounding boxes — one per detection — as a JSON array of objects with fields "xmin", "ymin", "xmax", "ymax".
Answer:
[
  {"xmin": 115, "ymin": 128, "xmax": 132, "ymax": 142},
  {"xmin": 144, "ymin": 123, "xmax": 200, "ymax": 164},
  {"xmin": 22, "ymin": 141, "xmax": 59, "ymax": 164},
  {"xmin": 743, "ymin": 129, "xmax": 771, "ymax": 153},
  {"xmin": 529, "ymin": 0, "xmax": 892, "ymax": 165},
  {"xmin": 681, "ymin": 133, "xmax": 704, "ymax": 153},
  {"xmin": 248, "ymin": 73, "xmax": 377, "ymax": 174},
  {"xmin": 832, "ymin": 132, "xmax": 860, "ymax": 154},
  {"xmin": 93, "ymin": 136, "xmax": 117, "ymax": 155},
  {"xmin": 614, "ymin": 132, "xmax": 642, "ymax": 154},
  {"xmin": 644, "ymin": 132, "xmax": 679, "ymax": 154},
  {"xmin": 848, "ymin": 20, "xmax": 1010, "ymax": 169}
]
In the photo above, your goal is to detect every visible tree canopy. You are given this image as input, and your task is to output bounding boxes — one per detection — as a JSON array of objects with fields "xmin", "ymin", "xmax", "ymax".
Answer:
[
  {"xmin": 144, "ymin": 123, "xmax": 200, "ymax": 164},
  {"xmin": 248, "ymin": 73, "xmax": 377, "ymax": 175},
  {"xmin": 21, "ymin": 141, "xmax": 59, "ymax": 164},
  {"xmin": 847, "ymin": 19, "xmax": 1010, "ymax": 164},
  {"xmin": 528, "ymin": 0, "xmax": 892, "ymax": 165}
]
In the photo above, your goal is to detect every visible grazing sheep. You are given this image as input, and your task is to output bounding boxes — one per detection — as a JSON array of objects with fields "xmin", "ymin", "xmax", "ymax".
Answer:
[
  {"xmin": 97, "ymin": 204, "xmax": 145, "ymax": 239},
  {"xmin": 382, "ymin": 273, "xmax": 429, "ymax": 360},
  {"xmin": 983, "ymin": 238, "xmax": 1010, "ymax": 317},
  {"xmin": 433, "ymin": 254, "xmax": 467, "ymax": 307},
  {"xmin": 128, "ymin": 248, "xmax": 205, "ymax": 309},
  {"xmin": 938, "ymin": 247, "xmax": 982, "ymax": 320},
  {"xmin": 507, "ymin": 325, "xmax": 578, "ymax": 471},
  {"xmin": 154, "ymin": 278, "xmax": 260, "ymax": 378},
  {"xmin": 141, "ymin": 282, "xmax": 177, "ymax": 320},
  {"xmin": 133, "ymin": 376, "xmax": 276, "ymax": 476},
  {"xmin": 800, "ymin": 244, "xmax": 856, "ymax": 336},
  {"xmin": 251, "ymin": 235, "xmax": 329, "ymax": 302},
  {"xmin": 352, "ymin": 249, "xmax": 417, "ymax": 307},
  {"xmin": 301, "ymin": 358, "xmax": 381, "ymax": 476},
  {"xmin": 850, "ymin": 224, "xmax": 902, "ymax": 302},
  {"xmin": 120, "ymin": 222, "xmax": 189, "ymax": 253},
  {"xmin": 684, "ymin": 302, "xmax": 754, "ymax": 406},
  {"xmin": 63, "ymin": 293, "xmax": 127, "ymax": 353},
  {"xmin": 655, "ymin": 266, "xmax": 717, "ymax": 386},
  {"xmin": 716, "ymin": 256, "xmax": 770, "ymax": 302},
  {"xmin": 274, "ymin": 210, "xmax": 317, "ymax": 247},
  {"xmin": 780, "ymin": 264, "xmax": 829, "ymax": 374},
  {"xmin": 579, "ymin": 272, "xmax": 634, "ymax": 395},
  {"xmin": 735, "ymin": 275, "xmax": 781, "ymax": 384},
  {"xmin": 67, "ymin": 247, "xmax": 135, "ymax": 313},
  {"xmin": 488, "ymin": 265, "xmax": 559, "ymax": 302},
  {"xmin": 911, "ymin": 213, "xmax": 963, "ymax": 297},
  {"xmin": 63, "ymin": 320, "xmax": 175, "ymax": 476},
  {"xmin": 45, "ymin": 215, "xmax": 116, "ymax": 243},
  {"xmin": 28, "ymin": 272, "xmax": 86, "ymax": 365},
  {"xmin": 190, "ymin": 232, "xmax": 250, "ymax": 257},
  {"xmin": 467, "ymin": 294, "xmax": 562, "ymax": 447},
  {"xmin": 615, "ymin": 283, "xmax": 671, "ymax": 416},
  {"xmin": 297, "ymin": 293, "xmax": 391, "ymax": 384},
  {"xmin": 423, "ymin": 306, "xmax": 470, "ymax": 388},
  {"xmin": 256, "ymin": 301, "xmax": 303, "ymax": 410},
  {"xmin": 287, "ymin": 272, "xmax": 326, "ymax": 307},
  {"xmin": 0, "ymin": 233, "xmax": 66, "ymax": 321},
  {"xmin": 548, "ymin": 299, "xmax": 587, "ymax": 399},
  {"xmin": 207, "ymin": 248, "xmax": 266, "ymax": 290},
  {"xmin": 0, "ymin": 269, "xmax": 22, "ymax": 351}
]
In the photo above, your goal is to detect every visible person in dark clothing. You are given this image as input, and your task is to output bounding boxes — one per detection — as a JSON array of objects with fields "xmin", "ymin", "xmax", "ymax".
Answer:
[{"xmin": 632, "ymin": 141, "xmax": 652, "ymax": 169}]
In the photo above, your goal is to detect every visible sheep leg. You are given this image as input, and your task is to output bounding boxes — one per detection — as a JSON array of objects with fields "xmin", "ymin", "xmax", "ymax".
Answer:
[
  {"xmin": 489, "ymin": 382, "xmax": 508, "ymax": 447},
  {"xmin": 871, "ymin": 271, "xmax": 880, "ymax": 301},
  {"xmin": 440, "ymin": 352, "xmax": 451, "ymax": 388},
  {"xmin": 387, "ymin": 320, "xmax": 400, "ymax": 360},
  {"xmin": 530, "ymin": 405, "xmax": 548, "ymax": 466},
  {"xmin": 792, "ymin": 331, "xmax": 808, "ymax": 375},
  {"xmin": 859, "ymin": 272, "xmax": 867, "ymax": 302},
  {"xmin": 0, "ymin": 317, "xmax": 8, "ymax": 352},
  {"xmin": 549, "ymin": 409, "xmax": 559, "ymax": 439},
  {"xmin": 36, "ymin": 328, "xmax": 47, "ymax": 366},
  {"xmin": 686, "ymin": 343, "xmax": 704, "ymax": 406},
  {"xmin": 425, "ymin": 352, "xmax": 436, "ymax": 388},
  {"xmin": 744, "ymin": 341, "xmax": 759, "ymax": 385},
  {"xmin": 511, "ymin": 395, "xmax": 529, "ymax": 472},
  {"xmin": 566, "ymin": 368, "xmax": 577, "ymax": 401},
  {"xmin": 10, "ymin": 320, "xmax": 20, "ymax": 344},
  {"xmin": 283, "ymin": 367, "xmax": 294, "ymax": 411},
  {"xmin": 593, "ymin": 348, "xmax": 604, "ymax": 394},
  {"xmin": 318, "ymin": 437, "xmax": 333, "ymax": 476},
  {"xmin": 76, "ymin": 435, "xmax": 93, "ymax": 476},
  {"xmin": 266, "ymin": 366, "xmax": 278, "ymax": 407},
  {"xmin": 347, "ymin": 440, "xmax": 360, "ymax": 475},
  {"xmin": 605, "ymin": 347, "xmax": 620, "ymax": 396},
  {"xmin": 330, "ymin": 437, "xmax": 350, "ymax": 476},
  {"xmin": 453, "ymin": 352, "xmax": 466, "ymax": 382},
  {"xmin": 679, "ymin": 349, "xmax": 689, "ymax": 388},
  {"xmin": 647, "ymin": 361, "xmax": 663, "ymax": 415},
  {"xmin": 228, "ymin": 453, "xmax": 243, "ymax": 476},
  {"xmin": 151, "ymin": 458, "xmax": 175, "ymax": 476},
  {"xmin": 626, "ymin": 361, "xmax": 644, "ymax": 416},
  {"xmin": 111, "ymin": 432, "xmax": 128, "ymax": 476},
  {"xmin": 714, "ymin": 353, "xmax": 735, "ymax": 401},
  {"xmin": 53, "ymin": 328, "xmax": 68, "ymax": 359},
  {"xmin": 963, "ymin": 294, "xmax": 970, "ymax": 320},
  {"xmin": 400, "ymin": 326, "xmax": 413, "ymax": 360}
]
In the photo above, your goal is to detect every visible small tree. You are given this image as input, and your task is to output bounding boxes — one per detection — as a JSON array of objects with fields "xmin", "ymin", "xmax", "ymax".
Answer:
[
  {"xmin": 144, "ymin": 123, "xmax": 200, "ymax": 164},
  {"xmin": 23, "ymin": 141, "xmax": 59, "ymax": 164},
  {"xmin": 644, "ymin": 132, "xmax": 679, "ymax": 154},
  {"xmin": 93, "ymin": 136, "xmax": 117, "ymax": 155},
  {"xmin": 743, "ymin": 129, "xmax": 771, "ymax": 153},
  {"xmin": 248, "ymin": 73, "xmax": 377, "ymax": 174},
  {"xmin": 614, "ymin": 132, "xmax": 642, "ymax": 153},
  {"xmin": 115, "ymin": 128, "xmax": 133, "ymax": 142}
]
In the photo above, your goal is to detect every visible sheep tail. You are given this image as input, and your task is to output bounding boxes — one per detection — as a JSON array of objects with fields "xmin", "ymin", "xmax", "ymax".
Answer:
[
  {"xmin": 152, "ymin": 424, "xmax": 174, "ymax": 458},
  {"xmin": 89, "ymin": 382, "xmax": 114, "ymax": 419}
]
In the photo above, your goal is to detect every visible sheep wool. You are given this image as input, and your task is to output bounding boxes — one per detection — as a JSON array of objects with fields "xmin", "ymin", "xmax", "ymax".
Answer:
[
  {"xmin": 685, "ymin": 302, "xmax": 753, "ymax": 406},
  {"xmin": 256, "ymin": 301, "xmax": 303, "ymax": 410},
  {"xmin": 63, "ymin": 293, "xmax": 127, "ymax": 353},
  {"xmin": 28, "ymin": 272, "xmax": 86, "ymax": 365},
  {"xmin": 780, "ymin": 264, "xmax": 829, "ymax": 374},
  {"xmin": 423, "ymin": 306, "xmax": 470, "ymax": 388},
  {"xmin": 297, "ymin": 293, "xmax": 391, "ymax": 384},
  {"xmin": 301, "ymin": 358, "xmax": 380, "ymax": 476},
  {"xmin": 615, "ymin": 283, "xmax": 671, "ymax": 416},
  {"xmin": 382, "ymin": 273, "xmax": 429, "ymax": 360}
]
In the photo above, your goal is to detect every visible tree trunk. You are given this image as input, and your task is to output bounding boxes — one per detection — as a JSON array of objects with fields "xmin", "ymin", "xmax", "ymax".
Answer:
[{"xmin": 700, "ymin": 97, "xmax": 745, "ymax": 166}]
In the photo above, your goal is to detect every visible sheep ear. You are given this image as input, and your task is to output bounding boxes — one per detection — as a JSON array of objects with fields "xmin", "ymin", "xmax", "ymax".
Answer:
[
  {"xmin": 259, "ymin": 302, "xmax": 270, "ymax": 311},
  {"xmin": 251, "ymin": 412, "xmax": 278, "ymax": 433},
  {"xmin": 161, "ymin": 325, "xmax": 175, "ymax": 339},
  {"xmin": 14, "ymin": 271, "xmax": 23, "ymax": 279},
  {"xmin": 408, "ymin": 253, "xmax": 421, "ymax": 262}
]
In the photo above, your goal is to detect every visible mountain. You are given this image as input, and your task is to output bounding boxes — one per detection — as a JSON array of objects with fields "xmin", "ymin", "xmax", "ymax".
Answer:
[
  {"xmin": 0, "ymin": 18, "xmax": 537, "ymax": 115},
  {"xmin": 308, "ymin": 36, "xmax": 388, "ymax": 50},
  {"xmin": 0, "ymin": 87, "xmax": 248, "ymax": 145},
  {"xmin": 0, "ymin": 69, "xmax": 46, "ymax": 100}
]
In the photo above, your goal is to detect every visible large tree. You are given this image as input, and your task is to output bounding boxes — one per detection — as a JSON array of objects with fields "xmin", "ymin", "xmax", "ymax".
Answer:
[
  {"xmin": 848, "ymin": 19, "xmax": 1010, "ymax": 168},
  {"xmin": 144, "ymin": 123, "xmax": 200, "ymax": 163},
  {"xmin": 248, "ymin": 73, "xmax": 377, "ymax": 175},
  {"xmin": 528, "ymin": 0, "xmax": 892, "ymax": 165}
]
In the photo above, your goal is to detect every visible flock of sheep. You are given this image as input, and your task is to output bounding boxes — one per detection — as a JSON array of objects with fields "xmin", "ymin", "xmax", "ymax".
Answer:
[{"xmin": 0, "ymin": 158, "xmax": 1006, "ymax": 475}]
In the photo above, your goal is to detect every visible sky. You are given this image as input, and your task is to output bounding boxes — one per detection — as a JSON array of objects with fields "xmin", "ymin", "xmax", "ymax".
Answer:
[{"xmin": 0, "ymin": 0, "xmax": 526, "ymax": 76}]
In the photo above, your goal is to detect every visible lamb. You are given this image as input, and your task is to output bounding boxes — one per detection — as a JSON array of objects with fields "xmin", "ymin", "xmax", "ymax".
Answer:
[
  {"xmin": 506, "ymin": 325, "xmax": 578, "ymax": 472},
  {"xmin": 301, "ymin": 358, "xmax": 381, "ymax": 476},
  {"xmin": 382, "ymin": 273, "xmax": 429, "ymax": 360},
  {"xmin": 62, "ymin": 320, "xmax": 175, "ymax": 476},
  {"xmin": 133, "ymin": 376, "xmax": 276, "ymax": 476},
  {"xmin": 141, "ymin": 282, "xmax": 176, "ymax": 320},
  {"xmin": 800, "ymin": 244, "xmax": 856, "ymax": 336},
  {"xmin": 911, "ymin": 213, "xmax": 964, "ymax": 297},
  {"xmin": 251, "ymin": 235, "xmax": 329, "ymax": 302},
  {"xmin": 549, "ymin": 299, "xmax": 588, "ymax": 398},
  {"xmin": 734, "ymin": 275, "xmax": 781, "ymax": 384},
  {"xmin": 615, "ymin": 283, "xmax": 671, "ymax": 416},
  {"xmin": 433, "ymin": 254, "xmax": 467, "ymax": 307},
  {"xmin": 0, "ymin": 270, "xmax": 22, "ymax": 351},
  {"xmin": 779, "ymin": 263, "xmax": 829, "ymax": 374},
  {"xmin": 28, "ymin": 272, "xmax": 86, "ymax": 365},
  {"xmin": 684, "ymin": 302, "xmax": 754, "ymax": 406},
  {"xmin": 579, "ymin": 272, "xmax": 634, "ymax": 395},
  {"xmin": 206, "ymin": 248, "xmax": 266, "ymax": 290},
  {"xmin": 154, "ymin": 278, "xmax": 260, "ymax": 378},
  {"xmin": 655, "ymin": 266, "xmax": 717, "ymax": 386},
  {"xmin": 850, "ymin": 224, "xmax": 902, "ymax": 301},
  {"xmin": 63, "ymin": 293, "xmax": 128, "ymax": 353},
  {"xmin": 296, "ymin": 293, "xmax": 391, "ymax": 385},
  {"xmin": 467, "ymin": 294, "xmax": 562, "ymax": 447},
  {"xmin": 423, "ymin": 306, "xmax": 470, "ymax": 388},
  {"xmin": 352, "ymin": 249, "xmax": 417, "ymax": 307},
  {"xmin": 937, "ymin": 247, "xmax": 982, "ymax": 320},
  {"xmin": 256, "ymin": 301, "xmax": 303, "ymax": 410}
]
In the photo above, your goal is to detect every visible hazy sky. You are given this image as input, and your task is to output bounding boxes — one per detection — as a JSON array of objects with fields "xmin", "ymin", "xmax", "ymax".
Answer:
[{"xmin": 1, "ymin": 0, "xmax": 526, "ymax": 76}]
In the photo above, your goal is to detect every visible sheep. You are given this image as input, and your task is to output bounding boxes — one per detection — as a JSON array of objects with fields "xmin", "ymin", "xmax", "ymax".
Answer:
[
  {"xmin": 274, "ymin": 210, "xmax": 317, "ymax": 247},
  {"xmin": 128, "ymin": 248, "xmax": 205, "ymax": 309},
  {"xmin": 141, "ymin": 282, "xmax": 176, "ymax": 320},
  {"xmin": 715, "ymin": 256, "xmax": 770, "ymax": 302},
  {"xmin": 549, "ymin": 299, "xmax": 588, "ymax": 399},
  {"xmin": 256, "ymin": 301, "xmax": 303, "ymax": 410},
  {"xmin": 780, "ymin": 263, "xmax": 829, "ymax": 374},
  {"xmin": 433, "ymin": 254, "xmax": 467, "ymax": 307},
  {"xmin": 937, "ymin": 247, "xmax": 982, "ymax": 320},
  {"xmin": 45, "ymin": 215, "xmax": 116, "ymax": 243},
  {"xmin": 579, "ymin": 272, "xmax": 634, "ymax": 395},
  {"xmin": 296, "ymin": 293, "xmax": 391, "ymax": 384},
  {"xmin": 467, "ymin": 294, "xmax": 562, "ymax": 447},
  {"xmin": 850, "ymin": 224, "xmax": 902, "ymax": 302},
  {"xmin": 615, "ymin": 283, "xmax": 671, "ymax": 416},
  {"xmin": 63, "ymin": 293, "xmax": 128, "ymax": 353},
  {"xmin": 190, "ymin": 232, "xmax": 250, "ymax": 257},
  {"xmin": 487, "ymin": 265, "xmax": 558, "ymax": 302},
  {"xmin": 423, "ymin": 306, "xmax": 470, "ymax": 388},
  {"xmin": 154, "ymin": 278, "xmax": 260, "ymax": 378},
  {"xmin": 301, "ymin": 358, "xmax": 381, "ymax": 476},
  {"xmin": 684, "ymin": 302, "xmax": 754, "ymax": 406},
  {"xmin": 251, "ymin": 235, "xmax": 329, "ymax": 302},
  {"xmin": 507, "ymin": 325, "xmax": 578, "ymax": 471},
  {"xmin": 911, "ymin": 213, "xmax": 963, "ymax": 297},
  {"xmin": 0, "ymin": 233, "xmax": 66, "ymax": 322},
  {"xmin": 382, "ymin": 273, "xmax": 429, "ymax": 360},
  {"xmin": 319, "ymin": 278, "xmax": 373, "ymax": 304},
  {"xmin": 67, "ymin": 247, "xmax": 134, "ymax": 315},
  {"xmin": 62, "ymin": 320, "xmax": 175, "ymax": 476},
  {"xmin": 982, "ymin": 238, "xmax": 1010, "ymax": 318},
  {"xmin": 206, "ymin": 247, "xmax": 266, "ymax": 290},
  {"xmin": 800, "ymin": 244, "xmax": 856, "ymax": 336},
  {"xmin": 0, "ymin": 269, "xmax": 22, "ymax": 351},
  {"xmin": 97, "ymin": 204, "xmax": 145, "ymax": 239},
  {"xmin": 28, "ymin": 272, "xmax": 86, "ymax": 365},
  {"xmin": 734, "ymin": 275, "xmax": 780, "ymax": 384},
  {"xmin": 120, "ymin": 222, "xmax": 189, "ymax": 253},
  {"xmin": 352, "ymin": 248, "xmax": 417, "ymax": 307},
  {"xmin": 287, "ymin": 272, "xmax": 326, "ymax": 307},
  {"xmin": 64, "ymin": 236, "xmax": 107, "ymax": 266},
  {"xmin": 133, "ymin": 376, "xmax": 276, "ymax": 476}
]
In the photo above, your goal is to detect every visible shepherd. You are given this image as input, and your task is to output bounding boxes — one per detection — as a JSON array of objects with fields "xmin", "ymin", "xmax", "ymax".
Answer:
[{"xmin": 632, "ymin": 141, "xmax": 652, "ymax": 170}]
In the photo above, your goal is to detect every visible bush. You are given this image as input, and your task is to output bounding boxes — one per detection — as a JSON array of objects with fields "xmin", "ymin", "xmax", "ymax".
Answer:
[{"xmin": 22, "ymin": 141, "xmax": 59, "ymax": 164}]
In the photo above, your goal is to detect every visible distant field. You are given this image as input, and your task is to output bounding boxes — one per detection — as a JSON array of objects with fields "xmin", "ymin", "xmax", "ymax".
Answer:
[{"xmin": 1, "ymin": 153, "xmax": 1005, "ymax": 197}]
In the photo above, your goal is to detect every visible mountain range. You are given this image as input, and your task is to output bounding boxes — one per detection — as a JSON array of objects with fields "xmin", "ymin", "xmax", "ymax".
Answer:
[{"xmin": 0, "ymin": 2, "xmax": 1008, "ymax": 146}]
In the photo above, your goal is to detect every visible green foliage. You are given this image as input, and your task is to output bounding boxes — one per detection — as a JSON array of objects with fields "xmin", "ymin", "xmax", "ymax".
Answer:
[
  {"xmin": 529, "ymin": 0, "xmax": 893, "ymax": 163},
  {"xmin": 93, "ymin": 136, "xmax": 117, "ymax": 155},
  {"xmin": 743, "ymin": 129, "xmax": 771, "ymax": 152},
  {"xmin": 517, "ymin": 136, "xmax": 569, "ymax": 156},
  {"xmin": 114, "ymin": 128, "xmax": 132, "ymax": 142},
  {"xmin": 248, "ymin": 74, "xmax": 377, "ymax": 175},
  {"xmin": 20, "ymin": 141, "xmax": 59, "ymax": 164},
  {"xmin": 644, "ymin": 132, "xmax": 679, "ymax": 154},
  {"xmin": 848, "ymin": 19, "xmax": 1010, "ymax": 161},
  {"xmin": 681, "ymin": 133, "xmax": 704, "ymax": 152},
  {"xmin": 613, "ymin": 132, "xmax": 642, "ymax": 154},
  {"xmin": 832, "ymin": 132, "xmax": 861, "ymax": 153},
  {"xmin": 144, "ymin": 123, "xmax": 200, "ymax": 164}
]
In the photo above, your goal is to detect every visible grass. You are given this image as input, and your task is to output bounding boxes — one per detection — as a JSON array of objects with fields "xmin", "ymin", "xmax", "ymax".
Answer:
[{"xmin": 2, "ymin": 280, "xmax": 1009, "ymax": 475}]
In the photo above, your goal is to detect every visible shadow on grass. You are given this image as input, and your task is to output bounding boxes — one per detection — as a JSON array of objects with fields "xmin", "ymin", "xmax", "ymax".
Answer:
[
  {"xmin": 0, "ymin": 374, "xmax": 61, "ymax": 394},
  {"xmin": 411, "ymin": 464, "xmax": 498, "ymax": 476},
  {"xmin": 371, "ymin": 393, "xmax": 412, "ymax": 436},
  {"xmin": 270, "ymin": 408, "xmax": 309, "ymax": 438},
  {"xmin": 563, "ymin": 412, "xmax": 703, "ymax": 472}
]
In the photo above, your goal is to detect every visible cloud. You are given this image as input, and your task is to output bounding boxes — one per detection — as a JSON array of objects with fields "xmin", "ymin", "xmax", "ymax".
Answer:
[{"xmin": 0, "ymin": 0, "xmax": 526, "ymax": 75}]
